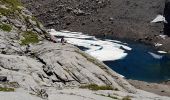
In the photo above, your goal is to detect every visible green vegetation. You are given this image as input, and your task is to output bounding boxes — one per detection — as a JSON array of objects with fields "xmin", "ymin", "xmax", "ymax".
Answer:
[
  {"xmin": 0, "ymin": 0, "xmax": 21, "ymax": 9},
  {"xmin": 80, "ymin": 84, "xmax": 114, "ymax": 91},
  {"xmin": 0, "ymin": 8, "xmax": 12, "ymax": 16},
  {"xmin": 0, "ymin": 0, "xmax": 22, "ymax": 16},
  {"xmin": 0, "ymin": 23, "xmax": 12, "ymax": 32},
  {"xmin": 0, "ymin": 87, "xmax": 15, "ymax": 92},
  {"xmin": 32, "ymin": 17, "xmax": 40, "ymax": 25},
  {"xmin": 21, "ymin": 31, "xmax": 39, "ymax": 45},
  {"xmin": 122, "ymin": 96, "xmax": 131, "ymax": 100}
]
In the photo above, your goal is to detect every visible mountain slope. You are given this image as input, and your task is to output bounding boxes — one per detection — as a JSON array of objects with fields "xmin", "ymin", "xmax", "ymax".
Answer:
[
  {"xmin": 21, "ymin": 0, "xmax": 170, "ymax": 52},
  {"xmin": 0, "ymin": 0, "xmax": 170, "ymax": 100}
]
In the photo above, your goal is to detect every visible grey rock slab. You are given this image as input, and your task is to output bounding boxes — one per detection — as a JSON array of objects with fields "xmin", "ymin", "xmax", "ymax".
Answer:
[{"xmin": 30, "ymin": 41, "xmax": 136, "ymax": 93}]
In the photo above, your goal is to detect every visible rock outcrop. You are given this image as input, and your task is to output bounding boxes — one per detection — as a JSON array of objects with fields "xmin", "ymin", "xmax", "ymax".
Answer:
[{"xmin": 0, "ymin": 40, "xmax": 136, "ymax": 92}]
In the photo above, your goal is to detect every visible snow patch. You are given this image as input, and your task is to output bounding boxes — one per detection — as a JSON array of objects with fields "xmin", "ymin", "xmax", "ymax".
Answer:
[
  {"xmin": 49, "ymin": 29, "xmax": 131, "ymax": 61},
  {"xmin": 148, "ymin": 52, "xmax": 163, "ymax": 59},
  {"xmin": 158, "ymin": 51, "xmax": 167, "ymax": 54},
  {"xmin": 159, "ymin": 35, "xmax": 167, "ymax": 39},
  {"xmin": 154, "ymin": 43, "xmax": 163, "ymax": 47},
  {"xmin": 151, "ymin": 15, "xmax": 167, "ymax": 23}
]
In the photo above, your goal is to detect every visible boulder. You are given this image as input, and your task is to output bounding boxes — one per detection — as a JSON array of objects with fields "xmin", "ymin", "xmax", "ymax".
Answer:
[{"xmin": 0, "ymin": 76, "xmax": 7, "ymax": 82}]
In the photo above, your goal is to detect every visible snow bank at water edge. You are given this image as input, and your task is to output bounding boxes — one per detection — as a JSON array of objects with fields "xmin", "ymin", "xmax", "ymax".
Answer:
[
  {"xmin": 148, "ymin": 52, "xmax": 163, "ymax": 59},
  {"xmin": 49, "ymin": 29, "xmax": 132, "ymax": 61}
]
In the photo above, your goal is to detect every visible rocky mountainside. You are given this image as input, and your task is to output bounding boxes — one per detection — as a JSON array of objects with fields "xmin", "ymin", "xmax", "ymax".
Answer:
[
  {"xmin": 21, "ymin": 0, "xmax": 170, "ymax": 52},
  {"xmin": 0, "ymin": 0, "xmax": 170, "ymax": 100}
]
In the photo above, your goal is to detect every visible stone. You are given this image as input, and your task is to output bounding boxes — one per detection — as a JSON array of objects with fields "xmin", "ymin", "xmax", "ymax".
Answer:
[
  {"xmin": 73, "ymin": 9, "xmax": 85, "ymax": 16},
  {"xmin": 30, "ymin": 41, "xmax": 137, "ymax": 93},
  {"xmin": 0, "ymin": 76, "xmax": 7, "ymax": 82},
  {"xmin": 21, "ymin": 25, "xmax": 27, "ymax": 31},
  {"xmin": 28, "ymin": 19, "xmax": 37, "ymax": 26},
  {"xmin": 9, "ymin": 19, "xmax": 23, "ymax": 28},
  {"xmin": 22, "ymin": 8, "xmax": 33, "ymax": 16},
  {"xmin": 34, "ymin": 27, "xmax": 42, "ymax": 34},
  {"xmin": 0, "ymin": 16, "xmax": 7, "ymax": 22}
]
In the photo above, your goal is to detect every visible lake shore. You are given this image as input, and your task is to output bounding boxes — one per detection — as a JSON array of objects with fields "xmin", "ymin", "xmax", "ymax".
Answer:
[
  {"xmin": 128, "ymin": 79, "xmax": 170, "ymax": 97},
  {"xmin": 49, "ymin": 29, "xmax": 170, "ymax": 92}
]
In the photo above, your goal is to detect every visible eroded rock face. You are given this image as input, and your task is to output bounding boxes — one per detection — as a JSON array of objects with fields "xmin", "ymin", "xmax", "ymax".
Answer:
[{"xmin": 21, "ymin": 0, "xmax": 164, "ymax": 39}]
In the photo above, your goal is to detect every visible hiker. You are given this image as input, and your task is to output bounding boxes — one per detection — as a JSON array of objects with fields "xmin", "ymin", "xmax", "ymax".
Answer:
[{"xmin": 61, "ymin": 37, "xmax": 65, "ymax": 45}]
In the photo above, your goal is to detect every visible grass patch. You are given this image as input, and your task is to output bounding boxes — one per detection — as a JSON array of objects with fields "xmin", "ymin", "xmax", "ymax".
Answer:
[
  {"xmin": 122, "ymin": 96, "xmax": 131, "ymax": 100},
  {"xmin": 80, "ymin": 84, "xmax": 114, "ymax": 91},
  {"xmin": 31, "ymin": 17, "xmax": 39, "ymax": 25},
  {"xmin": 0, "ymin": 87, "xmax": 15, "ymax": 92},
  {"xmin": 0, "ymin": 0, "xmax": 22, "ymax": 16},
  {"xmin": 0, "ymin": 8, "xmax": 12, "ymax": 16},
  {"xmin": 0, "ymin": 23, "xmax": 12, "ymax": 32},
  {"xmin": 21, "ymin": 31, "xmax": 39, "ymax": 45},
  {"xmin": 0, "ymin": 0, "xmax": 21, "ymax": 9}
]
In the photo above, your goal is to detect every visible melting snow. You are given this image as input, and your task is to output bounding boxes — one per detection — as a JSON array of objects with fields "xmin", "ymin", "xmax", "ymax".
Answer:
[
  {"xmin": 49, "ymin": 29, "xmax": 131, "ymax": 61},
  {"xmin": 148, "ymin": 52, "xmax": 163, "ymax": 59}
]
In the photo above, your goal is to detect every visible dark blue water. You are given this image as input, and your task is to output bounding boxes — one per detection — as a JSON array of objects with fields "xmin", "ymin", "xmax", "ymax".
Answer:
[
  {"xmin": 103, "ymin": 42, "xmax": 170, "ymax": 83},
  {"xmin": 79, "ymin": 40, "xmax": 170, "ymax": 83}
]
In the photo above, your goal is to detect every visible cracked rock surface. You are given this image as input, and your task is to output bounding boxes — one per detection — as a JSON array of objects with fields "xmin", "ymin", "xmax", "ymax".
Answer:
[{"xmin": 0, "ymin": 1, "xmax": 170, "ymax": 100}]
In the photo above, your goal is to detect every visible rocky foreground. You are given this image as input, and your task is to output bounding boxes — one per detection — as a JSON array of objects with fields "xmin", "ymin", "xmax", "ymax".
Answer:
[{"xmin": 0, "ymin": 0, "xmax": 170, "ymax": 100}]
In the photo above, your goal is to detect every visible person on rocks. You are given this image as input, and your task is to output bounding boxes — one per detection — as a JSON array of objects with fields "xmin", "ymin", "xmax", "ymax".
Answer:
[{"xmin": 61, "ymin": 37, "xmax": 65, "ymax": 45}]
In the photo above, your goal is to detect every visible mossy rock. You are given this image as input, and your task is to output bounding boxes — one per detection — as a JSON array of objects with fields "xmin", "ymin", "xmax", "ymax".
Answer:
[
  {"xmin": 0, "ymin": 87, "xmax": 15, "ymax": 92},
  {"xmin": 122, "ymin": 96, "xmax": 132, "ymax": 100},
  {"xmin": 0, "ymin": 23, "xmax": 12, "ymax": 32},
  {"xmin": 0, "ymin": 0, "xmax": 22, "ymax": 9},
  {"xmin": 80, "ymin": 84, "xmax": 114, "ymax": 91},
  {"xmin": 0, "ymin": 8, "xmax": 12, "ymax": 16},
  {"xmin": 0, "ymin": 0, "xmax": 22, "ymax": 16},
  {"xmin": 21, "ymin": 31, "xmax": 39, "ymax": 45}
]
